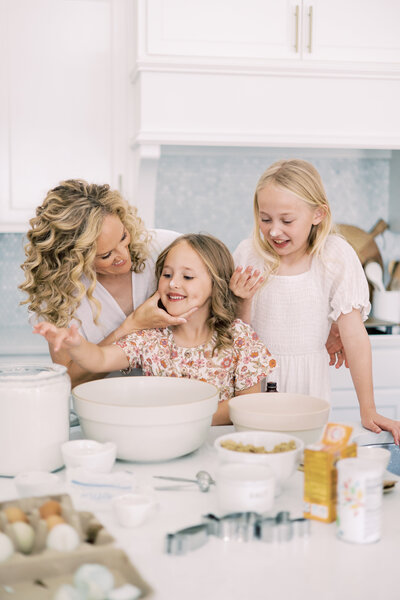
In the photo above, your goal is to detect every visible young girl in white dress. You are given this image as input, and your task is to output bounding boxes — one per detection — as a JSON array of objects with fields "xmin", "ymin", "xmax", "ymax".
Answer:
[
  {"xmin": 231, "ymin": 159, "xmax": 400, "ymax": 443},
  {"xmin": 35, "ymin": 234, "xmax": 276, "ymax": 426}
]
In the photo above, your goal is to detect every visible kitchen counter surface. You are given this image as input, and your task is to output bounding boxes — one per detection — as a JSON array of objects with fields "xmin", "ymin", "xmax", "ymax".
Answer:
[{"xmin": 0, "ymin": 426, "xmax": 398, "ymax": 600}]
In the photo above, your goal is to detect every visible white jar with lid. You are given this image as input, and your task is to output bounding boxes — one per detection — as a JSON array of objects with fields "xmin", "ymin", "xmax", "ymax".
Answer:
[
  {"xmin": 0, "ymin": 364, "xmax": 71, "ymax": 475},
  {"xmin": 336, "ymin": 457, "xmax": 384, "ymax": 544},
  {"xmin": 216, "ymin": 463, "xmax": 275, "ymax": 515}
]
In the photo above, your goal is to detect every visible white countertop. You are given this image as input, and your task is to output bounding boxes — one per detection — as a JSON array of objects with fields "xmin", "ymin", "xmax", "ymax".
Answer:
[{"xmin": 0, "ymin": 426, "xmax": 398, "ymax": 600}]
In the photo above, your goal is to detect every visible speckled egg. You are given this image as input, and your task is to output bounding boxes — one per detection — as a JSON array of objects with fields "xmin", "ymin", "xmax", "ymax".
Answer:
[{"xmin": 74, "ymin": 563, "xmax": 114, "ymax": 600}]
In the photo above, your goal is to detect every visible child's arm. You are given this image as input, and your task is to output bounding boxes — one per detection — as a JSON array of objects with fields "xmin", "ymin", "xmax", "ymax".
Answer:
[
  {"xmin": 34, "ymin": 322, "xmax": 129, "ymax": 374},
  {"xmin": 212, "ymin": 382, "xmax": 261, "ymax": 426},
  {"xmin": 229, "ymin": 266, "xmax": 264, "ymax": 323},
  {"xmin": 337, "ymin": 309, "xmax": 400, "ymax": 445}
]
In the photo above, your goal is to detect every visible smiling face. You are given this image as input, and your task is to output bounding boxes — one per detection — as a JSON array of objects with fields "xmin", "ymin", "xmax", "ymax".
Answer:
[
  {"xmin": 257, "ymin": 183, "xmax": 325, "ymax": 263},
  {"xmin": 94, "ymin": 214, "xmax": 132, "ymax": 276},
  {"xmin": 158, "ymin": 241, "xmax": 212, "ymax": 318}
]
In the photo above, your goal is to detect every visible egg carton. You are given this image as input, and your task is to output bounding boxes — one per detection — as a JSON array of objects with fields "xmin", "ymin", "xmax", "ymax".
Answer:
[
  {"xmin": 0, "ymin": 545, "xmax": 152, "ymax": 599},
  {"xmin": 0, "ymin": 494, "xmax": 114, "ymax": 557}
]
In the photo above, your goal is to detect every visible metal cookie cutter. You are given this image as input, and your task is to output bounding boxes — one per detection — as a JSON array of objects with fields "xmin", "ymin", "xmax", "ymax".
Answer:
[{"xmin": 165, "ymin": 523, "xmax": 210, "ymax": 555}]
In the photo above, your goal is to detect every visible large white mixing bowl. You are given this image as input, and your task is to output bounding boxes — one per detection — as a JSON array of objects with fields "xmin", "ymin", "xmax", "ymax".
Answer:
[
  {"xmin": 229, "ymin": 392, "xmax": 330, "ymax": 445},
  {"xmin": 72, "ymin": 377, "xmax": 219, "ymax": 462}
]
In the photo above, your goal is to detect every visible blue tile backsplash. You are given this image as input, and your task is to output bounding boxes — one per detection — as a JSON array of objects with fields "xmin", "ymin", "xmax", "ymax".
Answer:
[{"xmin": 3, "ymin": 148, "xmax": 398, "ymax": 329}]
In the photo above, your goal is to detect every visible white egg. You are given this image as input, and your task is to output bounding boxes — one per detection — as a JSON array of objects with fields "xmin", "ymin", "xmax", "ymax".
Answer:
[
  {"xmin": 46, "ymin": 523, "xmax": 80, "ymax": 552},
  {"xmin": 108, "ymin": 583, "xmax": 142, "ymax": 600},
  {"xmin": 10, "ymin": 521, "xmax": 35, "ymax": 554},
  {"xmin": 74, "ymin": 563, "xmax": 114, "ymax": 600},
  {"xmin": 53, "ymin": 584, "xmax": 86, "ymax": 600},
  {"xmin": 0, "ymin": 532, "xmax": 14, "ymax": 562}
]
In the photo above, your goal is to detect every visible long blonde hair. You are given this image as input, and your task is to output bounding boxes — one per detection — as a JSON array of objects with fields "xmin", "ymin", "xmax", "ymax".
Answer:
[
  {"xmin": 252, "ymin": 159, "xmax": 334, "ymax": 278},
  {"xmin": 155, "ymin": 234, "xmax": 239, "ymax": 354},
  {"xmin": 20, "ymin": 179, "xmax": 151, "ymax": 327}
]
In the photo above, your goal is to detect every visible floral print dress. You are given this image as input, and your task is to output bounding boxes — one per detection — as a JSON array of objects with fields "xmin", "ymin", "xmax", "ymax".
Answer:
[{"xmin": 116, "ymin": 319, "xmax": 276, "ymax": 402}]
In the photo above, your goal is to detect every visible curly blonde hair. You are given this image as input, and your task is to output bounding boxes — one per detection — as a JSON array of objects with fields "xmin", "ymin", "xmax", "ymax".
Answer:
[
  {"xmin": 155, "ymin": 234, "xmax": 239, "ymax": 354},
  {"xmin": 252, "ymin": 159, "xmax": 334, "ymax": 279},
  {"xmin": 20, "ymin": 179, "xmax": 151, "ymax": 327}
]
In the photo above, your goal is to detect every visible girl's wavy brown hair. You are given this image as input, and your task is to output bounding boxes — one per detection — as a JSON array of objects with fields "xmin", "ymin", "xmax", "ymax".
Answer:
[
  {"xmin": 155, "ymin": 234, "xmax": 239, "ymax": 354},
  {"xmin": 20, "ymin": 179, "xmax": 151, "ymax": 327},
  {"xmin": 252, "ymin": 159, "xmax": 335, "ymax": 279}
]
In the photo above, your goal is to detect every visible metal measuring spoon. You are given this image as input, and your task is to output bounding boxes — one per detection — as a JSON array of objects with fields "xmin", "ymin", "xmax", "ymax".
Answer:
[{"xmin": 153, "ymin": 470, "xmax": 215, "ymax": 492}]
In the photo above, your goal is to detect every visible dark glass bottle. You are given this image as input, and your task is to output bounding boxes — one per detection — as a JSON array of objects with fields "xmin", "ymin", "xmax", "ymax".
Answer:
[{"xmin": 266, "ymin": 381, "xmax": 278, "ymax": 392}]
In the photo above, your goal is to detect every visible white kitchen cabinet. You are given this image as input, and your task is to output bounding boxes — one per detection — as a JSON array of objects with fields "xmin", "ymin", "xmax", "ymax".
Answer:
[
  {"xmin": 0, "ymin": 0, "xmax": 130, "ymax": 232},
  {"xmin": 146, "ymin": 0, "xmax": 300, "ymax": 61},
  {"xmin": 130, "ymin": 0, "xmax": 400, "ymax": 227},
  {"xmin": 330, "ymin": 334, "xmax": 400, "ymax": 422},
  {"xmin": 144, "ymin": 0, "xmax": 400, "ymax": 64}
]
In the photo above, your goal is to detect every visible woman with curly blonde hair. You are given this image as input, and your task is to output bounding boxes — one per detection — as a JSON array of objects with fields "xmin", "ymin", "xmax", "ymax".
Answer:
[
  {"xmin": 34, "ymin": 233, "xmax": 276, "ymax": 425},
  {"xmin": 20, "ymin": 179, "xmax": 192, "ymax": 386}
]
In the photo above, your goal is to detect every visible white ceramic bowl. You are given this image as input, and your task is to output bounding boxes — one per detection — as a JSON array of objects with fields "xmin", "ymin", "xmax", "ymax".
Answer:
[
  {"xmin": 61, "ymin": 439, "xmax": 117, "ymax": 472},
  {"xmin": 357, "ymin": 445, "xmax": 391, "ymax": 472},
  {"xmin": 214, "ymin": 431, "xmax": 304, "ymax": 487},
  {"xmin": 229, "ymin": 392, "xmax": 330, "ymax": 445},
  {"xmin": 72, "ymin": 377, "xmax": 219, "ymax": 462}
]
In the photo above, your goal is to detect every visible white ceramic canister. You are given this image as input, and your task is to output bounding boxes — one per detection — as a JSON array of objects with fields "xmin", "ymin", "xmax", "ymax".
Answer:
[
  {"xmin": 336, "ymin": 457, "xmax": 384, "ymax": 544},
  {"xmin": 0, "ymin": 365, "xmax": 71, "ymax": 475},
  {"xmin": 216, "ymin": 463, "xmax": 275, "ymax": 515},
  {"xmin": 372, "ymin": 290, "xmax": 400, "ymax": 323}
]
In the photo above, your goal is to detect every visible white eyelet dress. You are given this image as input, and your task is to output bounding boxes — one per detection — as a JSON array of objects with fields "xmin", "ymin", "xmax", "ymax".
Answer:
[{"xmin": 233, "ymin": 234, "xmax": 371, "ymax": 401}]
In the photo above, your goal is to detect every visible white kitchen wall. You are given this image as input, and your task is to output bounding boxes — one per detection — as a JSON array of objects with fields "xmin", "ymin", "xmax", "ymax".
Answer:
[
  {"xmin": 1, "ymin": 149, "xmax": 395, "ymax": 328},
  {"xmin": 155, "ymin": 148, "xmax": 391, "ymax": 252}
]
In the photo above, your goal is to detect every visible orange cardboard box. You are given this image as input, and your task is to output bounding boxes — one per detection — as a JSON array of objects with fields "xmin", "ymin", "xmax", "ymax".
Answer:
[{"xmin": 303, "ymin": 423, "xmax": 357, "ymax": 523}]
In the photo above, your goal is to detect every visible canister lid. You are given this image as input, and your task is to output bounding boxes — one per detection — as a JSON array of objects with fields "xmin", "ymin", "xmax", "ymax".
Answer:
[{"xmin": 0, "ymin": 364, "xmax": 67, "ymax": 382}]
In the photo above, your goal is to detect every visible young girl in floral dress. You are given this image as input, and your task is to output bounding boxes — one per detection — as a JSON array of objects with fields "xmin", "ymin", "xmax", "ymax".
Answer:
[{"xmin": 35, "ymin": 233, "xmax": 276, "ymax": 425}]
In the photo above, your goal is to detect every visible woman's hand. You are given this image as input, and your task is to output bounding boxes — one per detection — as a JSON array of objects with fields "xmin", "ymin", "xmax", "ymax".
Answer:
[
  {"xmin": 229, "ymin": 265, "xmax": 264, "ymax": 300},
  {"xmin": 326, "ymin": 322, "xmax": 348, "ymax": 368},
  {"xmin": 34, "ymin": 322, "xmax": 82, "ymax": 352},
  {"xmin": 361, "ymin": 408, "xmax": 400, "ymax": 446},
  {"xmin": 117, "ymin": 291, "xmax": 199, "ymax": 338}
]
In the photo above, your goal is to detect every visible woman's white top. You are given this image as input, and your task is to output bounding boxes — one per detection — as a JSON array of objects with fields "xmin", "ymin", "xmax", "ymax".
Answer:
[
  {"xmin": 73, "ymin": 229, "xmax": 180, "ymax": 343},
  {"xmin": 233, "ymin": 234, "xmax": 371, "ymax": 401}
]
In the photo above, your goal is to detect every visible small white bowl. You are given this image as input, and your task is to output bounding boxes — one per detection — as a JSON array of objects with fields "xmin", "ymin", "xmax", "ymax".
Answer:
[
  {"xmin": 214, "ymin": 431, "xmax": 304, "ymax": 488},
  {"xmin": 14, "ymin": 471, "xmax": 61, "ymax": 497},
  {"xmin": 61, "ymin": 439, "xmax": 116, "ymax": 473},
  {"xmin": 357, "ymin": 445, "xmax": 391, "ymax": 472},
  {"xmin": 112, "ymin": 493, "xmax": 157, "ymax": 528}
]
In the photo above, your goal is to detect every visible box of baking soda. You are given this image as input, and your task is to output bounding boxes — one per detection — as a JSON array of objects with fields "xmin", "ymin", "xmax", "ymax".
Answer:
[{"xmin": 303, "ymin": 423, "xmax": 356, "ymax": 523}]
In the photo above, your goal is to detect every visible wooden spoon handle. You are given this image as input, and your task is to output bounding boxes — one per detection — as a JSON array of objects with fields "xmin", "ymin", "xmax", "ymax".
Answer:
[{"xmin": 369, "ymin": 219, "xmax": 388, "ymax": 238}]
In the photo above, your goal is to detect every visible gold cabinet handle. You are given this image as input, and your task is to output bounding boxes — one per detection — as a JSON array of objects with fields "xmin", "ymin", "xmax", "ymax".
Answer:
[
  {"xmin": 294, "ymin": 5, "xmax": 300, "ymax": 53},
  {"xmin": 307, "ymin": 5, "xmax": 313, "ymax": 53}
]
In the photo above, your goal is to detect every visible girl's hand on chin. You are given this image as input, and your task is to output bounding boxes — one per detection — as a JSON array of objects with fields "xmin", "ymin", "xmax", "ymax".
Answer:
[
  {"xmin": 33, "ymin": 322, "xmax": 81, "ymax": 352},
  {"xmin": 127, "ymin": 292, "xmax": 198, "ymax": 331},
  {"xmin": 229, "ymin": 265, "xmax": 264, "ymax": 300},
  {"xmin": 361, "ymin": 408, "xmax": 400, "ymax": 446}
]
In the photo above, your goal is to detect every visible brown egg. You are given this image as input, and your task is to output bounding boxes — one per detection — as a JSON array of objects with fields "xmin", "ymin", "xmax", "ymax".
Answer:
[
  {"xmin": 39, "ymin": 500, "xmax": 62, "ymax": 519},
  {"xmin": 46, "ymin": 515, "xmax": 66, "ymax": 530},
  {"xmin": 4, "ymin": 506, "xmax": 28, "ymax": 524}
]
